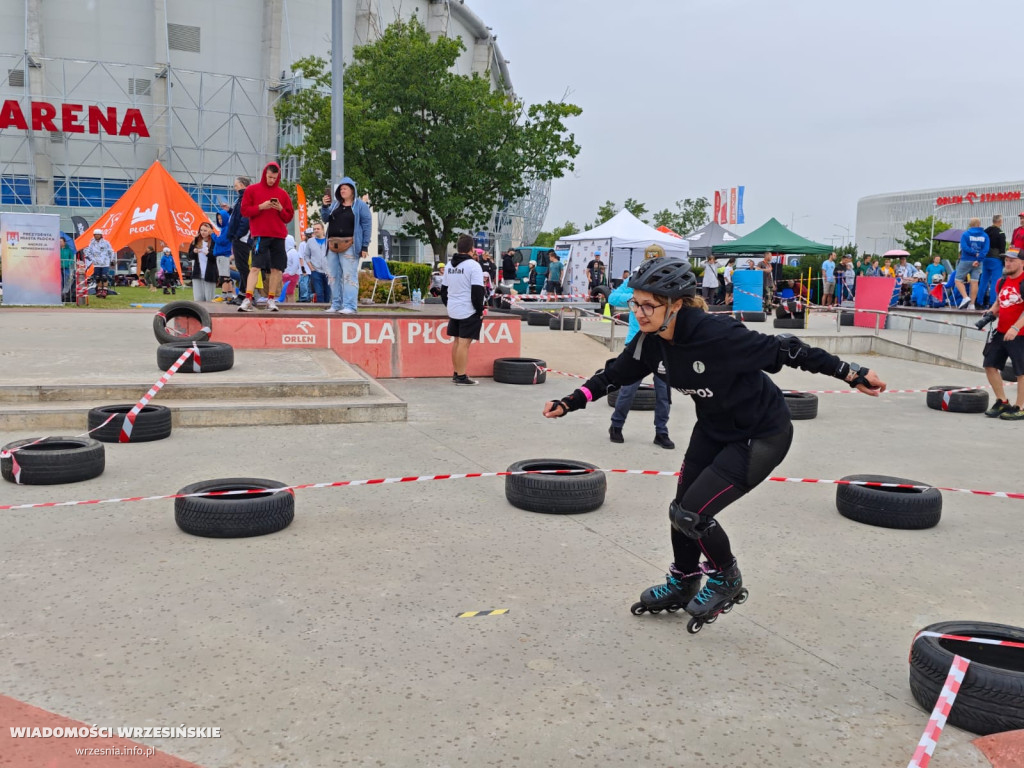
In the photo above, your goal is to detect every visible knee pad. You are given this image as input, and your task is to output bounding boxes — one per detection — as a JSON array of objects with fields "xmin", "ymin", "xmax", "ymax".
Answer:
[{"xmin": 669, "ymin": 500, "xmax": 716, "ymax": 539}]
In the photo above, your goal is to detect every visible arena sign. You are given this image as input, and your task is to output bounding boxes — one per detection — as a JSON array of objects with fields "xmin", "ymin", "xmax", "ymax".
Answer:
[
  {"xmin": 0, "ymin": 100, "xmax": 150, "ymax": 138},
  {"xmin": 935, "ymin": 191, "xmax": 1021, "ymax": 206}
]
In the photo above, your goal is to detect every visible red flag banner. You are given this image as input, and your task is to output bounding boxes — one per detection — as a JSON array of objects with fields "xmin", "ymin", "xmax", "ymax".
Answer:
[{"xmin": 713, "ymin": 191, "xmax": 722, "ymax": 224}]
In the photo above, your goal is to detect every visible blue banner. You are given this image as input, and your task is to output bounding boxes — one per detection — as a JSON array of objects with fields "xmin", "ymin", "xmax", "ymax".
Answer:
[{"xmin": 736, "ymin": 186, "xmax": 745, "ymax": 225}]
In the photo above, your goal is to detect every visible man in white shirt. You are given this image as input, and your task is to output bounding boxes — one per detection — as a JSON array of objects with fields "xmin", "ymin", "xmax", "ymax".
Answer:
[
  {"xmin": 701, "ymin": 255, "xmax": 719, "ymax": 303},
  {"xmin": 304, "ymin": 222, "xmax": 330, "ymax": 305},
  {"xmin": 84, "ymin": 229, "xmax": 115, "ymax": 298},
  {"xmin": 441, "ymin": 234, "xmax": 485, "ymax": 386}
]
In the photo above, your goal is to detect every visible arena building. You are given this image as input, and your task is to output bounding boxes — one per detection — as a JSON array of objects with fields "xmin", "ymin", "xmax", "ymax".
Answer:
[
  {"xmin": 0, "ymin": 0, "xmax": 548, "ymax": 259},
  {"xmin": 856, "ymin": 182, "xmax": 1024, "ymax": 255}
]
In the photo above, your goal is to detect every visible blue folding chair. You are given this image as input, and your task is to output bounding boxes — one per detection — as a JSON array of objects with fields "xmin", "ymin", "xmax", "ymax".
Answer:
[{"xmin": 371, "ymin": 256, "xmax": 409, "ymax": 305}]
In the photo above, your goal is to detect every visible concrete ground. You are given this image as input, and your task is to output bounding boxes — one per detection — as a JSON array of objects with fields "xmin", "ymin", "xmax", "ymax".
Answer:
[{"xmin": 0, "ymin": 308, "xmax": 1021, "ymax": 767}]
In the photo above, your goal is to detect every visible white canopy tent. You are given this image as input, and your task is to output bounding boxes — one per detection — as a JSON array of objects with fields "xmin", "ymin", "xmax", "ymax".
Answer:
[{"xmin": 555, "ymin": 210, "xmax": 690, "ymax": 296}]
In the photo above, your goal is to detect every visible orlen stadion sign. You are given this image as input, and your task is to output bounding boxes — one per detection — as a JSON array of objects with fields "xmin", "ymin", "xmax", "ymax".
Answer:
[
  {"xmin": 935, "ymin": 190, "xmax": 1021, "ymax": 206},
  {"xmin": 0, "ymin": 99, "xmax": 149, "ymax": 137}
]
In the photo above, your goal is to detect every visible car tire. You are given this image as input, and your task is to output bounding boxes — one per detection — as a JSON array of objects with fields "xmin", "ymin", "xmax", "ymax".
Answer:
[
  {"xmin": 1, "ymin": 437, "xmax": 105, "ymax": 485},
  {"xmin": 504, "ymin": 459, "xmax": 606, "ymax": 515},
  {"xmin": 708, "ymin": 304, "xmax": 732, "ymax": 313},
  {"xmin": 88, "ymin": 404, "xmax": 172, "ymax": 443},
  {"xmin": 423, "ymin": 296, "xmax": 442, "ymax": 304},
  {"xmin": 527, "ymin": 311, "xmax": 552, "ymax": 326},
  {"xmin": 840, "ymin": 311, "xmax": 854, "ymax": 326},
  {"xmin": 592, "ymin": 285, "xmax": 611, "ymax": 300},
  {"xmin": 925, "ymin": 386, "xmax": 989, "ymax": 414},
  {"xmin": 493, "ymin": 357, "xmax": 547, "ymax": 385},
  {"xmin": 153, "ymin": 301, "xmax": 212, "ymax": 344},
  {"xmin": 607, "ymin": 383, "xmax": 656, "ymax": 410},
  {"xmin": 548, "ymin": 316, "xmax": 582, "ymax": 331},
  {"xmin": 909, "ymin": 620, "xmax": 1024, "ymax": 736},
  {"xmin": 175, "ymin": 477, "xmax": 295, "ymax": 538},
  {"xmin": 783, "ymin": 391, "xmax": 818, "ymax": 420},
  {"xmin": 774, "ymin": 317, "xmax": 804, "ymax": 329},
  {"xmin": 157, "ymin": 341, "xmax": 234, "ymax": 373},
  {"xmin": 736, "ymin": 311, "xmax": 766, "ymax": 322},
  {"xmin": 1003, "ymin": 364, "xmax": 1017, "ymax": 383},
  {"xmin": 836, "ymin": 473, "xmax": 941, "ymax": 530}
]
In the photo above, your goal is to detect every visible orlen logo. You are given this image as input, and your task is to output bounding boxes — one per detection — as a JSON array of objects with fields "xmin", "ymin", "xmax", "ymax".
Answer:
[{"xmin": 282, "ymin": 321, "xmax": 316, "ymax": 345}]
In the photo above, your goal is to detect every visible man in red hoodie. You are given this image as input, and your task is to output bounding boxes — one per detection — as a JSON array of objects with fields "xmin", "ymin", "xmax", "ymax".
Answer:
[
  {"xmin": 238, "ymin": 162, "xmax": 294, "ymax": 311},
  {"xmin": 1012, "ymin": 212, "xmax": 1024, "ymax": 253}
]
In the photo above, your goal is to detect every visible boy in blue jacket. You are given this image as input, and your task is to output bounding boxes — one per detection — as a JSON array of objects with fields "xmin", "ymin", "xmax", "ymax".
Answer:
[
  {"xmin": 956, "ymin": 218, "xmax": 990, "ymax": 309},
  {"xmin": 159, "ymin": 247, "xmax": 178, "ymax": 294}
]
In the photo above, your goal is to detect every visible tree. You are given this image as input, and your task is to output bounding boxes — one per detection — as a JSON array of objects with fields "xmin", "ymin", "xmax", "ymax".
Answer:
[
  {"xmin": 589, "ymin": 200, "xmax": 618, "ymax": 229},
  {"xmin": 273, "ymin": 56, "xmax": 333, "ymax": 196},
  {"xmin": 277, "ymin": 19, "xmax": 582, "ymax": 258},
  {"xmin": 650, "ymin": 197, "xmax": 710, "ymax": 236},
  {"xmin": 586, "ymin": 198, "xmax": 649, "ymax": 229},
  {"xmin": 533, "ymin": 220, "xmax": 579, "ymax": 248},
  {"xmin": 897, "ymin": 217, "xmax": 957, "ymax": 263}
]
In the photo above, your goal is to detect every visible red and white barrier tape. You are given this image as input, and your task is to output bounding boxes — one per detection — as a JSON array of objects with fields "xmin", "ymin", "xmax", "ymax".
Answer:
[
  {"xmin": 154, "ymin": 310, "xmax": 213, "ymax": 339},
  {"xmin": 120, "ymin": 346, "xmax": 195, "ymax": 442},
  {"xmin": 2, "ymin": 469, "xmax": 1022, "ymax": 512},
  {"xmin": 536, "ymin": 365, "xmax": 587, "ymax": 381},
  {"xmin": 509, "ymin": 292, "xmax": 589, "ymax": 302},
  {"xmin": 912, "ymin": 630, "xmax": 1024, "ymax": 652},
  {"xmin": 907, "ymin": 654, "xmax": 970, "ymax": 768},
  {"xmin": 538, "ymin": 365, "xmax": 1007, "ymax": 397}
]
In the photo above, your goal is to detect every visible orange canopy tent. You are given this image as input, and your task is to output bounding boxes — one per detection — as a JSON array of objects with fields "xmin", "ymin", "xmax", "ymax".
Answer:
[{"xmin": 74, "ymin": 160, "xmax": 216, "ymax": 280}]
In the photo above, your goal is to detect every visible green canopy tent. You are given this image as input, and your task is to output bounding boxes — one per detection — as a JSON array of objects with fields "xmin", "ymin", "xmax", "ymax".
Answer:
[{"xmin": 711, "ymin": 217, "xmax": 832, "ymax": 255}]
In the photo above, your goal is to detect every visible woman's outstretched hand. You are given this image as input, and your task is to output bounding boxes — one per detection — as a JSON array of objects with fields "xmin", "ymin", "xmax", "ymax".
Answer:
[
  {"xmin": 542, "ymin": 401, "xmax": 565, "ymax": 419},
  {"xmin": 856, "ymin": 370, "xmax": 886, "ymax": 397}
]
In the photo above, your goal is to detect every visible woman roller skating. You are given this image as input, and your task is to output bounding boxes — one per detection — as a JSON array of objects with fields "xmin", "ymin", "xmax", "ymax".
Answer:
[{"xmin": 542, "ymin": 257, "xmax": 886, "ymax": 633}]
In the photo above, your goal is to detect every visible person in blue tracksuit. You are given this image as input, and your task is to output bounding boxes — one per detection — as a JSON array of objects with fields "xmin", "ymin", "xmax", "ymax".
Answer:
[
  {"xmin": 979, "ymin": 215, "xmax": 1006, "ymax": 309},
  {"xmin": 956, "ymin": 218, "xmax": 990, "ymax": 309},
  {"xmin": 606, "ymin": 246, "xmax": 674, "ymax": 449}
]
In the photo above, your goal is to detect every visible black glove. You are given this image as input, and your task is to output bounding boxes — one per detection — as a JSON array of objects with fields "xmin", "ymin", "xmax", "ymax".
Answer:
[{"xmin": 975, "ymin": 312, "xmax": 996, "ymax": 330}]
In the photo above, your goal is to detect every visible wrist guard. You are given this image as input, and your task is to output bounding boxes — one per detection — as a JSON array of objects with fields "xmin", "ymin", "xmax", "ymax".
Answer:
[
  {"xmin": 559, "ymin": 389, "xmax": 589, "ymax": 413},
  {"xmin": 835, "ymin": 362, "xmax": 871, "ymax": 388}
]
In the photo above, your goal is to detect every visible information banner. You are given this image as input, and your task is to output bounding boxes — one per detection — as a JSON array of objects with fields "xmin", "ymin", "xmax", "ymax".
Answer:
[{"xmin": 1, "ymin": 213, "xmax": 62, "ymax": 305}]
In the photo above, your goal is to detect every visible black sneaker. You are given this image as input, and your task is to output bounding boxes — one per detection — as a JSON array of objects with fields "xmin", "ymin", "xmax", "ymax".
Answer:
[
  {"xmin": 654, "ymin": 433, "xmax": 675, "ymax": 449},
  {"xmin": 609, "ymin": 426, "xmax": 624, "ymax": 443},
  {"xmin": 453, "ymin": 374, "xmax": 478, "ymax": 386},
  {"xmin": 985, "ymin": 399, "xmax": 1011, "ymax": 418},
  {"xmin": 999, "ymin": 405, "xmax": 1024, "ymax": 421}
]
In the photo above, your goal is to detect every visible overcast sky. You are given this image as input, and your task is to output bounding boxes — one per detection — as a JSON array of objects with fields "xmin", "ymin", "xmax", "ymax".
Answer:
[{"xmin": 469, "ymin": 0, "xmax": 1024, "ymax": 245}]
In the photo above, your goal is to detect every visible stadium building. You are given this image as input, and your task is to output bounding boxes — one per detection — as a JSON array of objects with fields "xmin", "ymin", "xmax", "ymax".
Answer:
[
  {"xmin": 0, "ymin": 0, "xmax": 548, "ymax": 259},
  {"xmin": 856, "ymin": 182, "xmax": 1024, "ymax": 255}
]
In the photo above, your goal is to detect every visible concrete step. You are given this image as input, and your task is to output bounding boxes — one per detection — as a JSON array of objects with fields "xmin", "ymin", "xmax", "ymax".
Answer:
[
  {"xmin": 0, "ymin": 389, "xmax": 406, "ymax": 431},
  {"xmin": 0, "ymin": 379, "xmax": 370, "ymax": 404}
]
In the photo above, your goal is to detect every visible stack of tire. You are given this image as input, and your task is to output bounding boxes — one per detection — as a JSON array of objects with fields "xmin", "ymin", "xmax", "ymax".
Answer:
[{"xmin": 153, "ymin": 301, "xmax": 234, "ymax": 373}]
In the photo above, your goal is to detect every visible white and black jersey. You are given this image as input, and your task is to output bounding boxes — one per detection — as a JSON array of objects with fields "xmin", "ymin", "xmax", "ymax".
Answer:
[{"xmin": 441, "ymin": 253, "xmax": 484, "ymax": 320}]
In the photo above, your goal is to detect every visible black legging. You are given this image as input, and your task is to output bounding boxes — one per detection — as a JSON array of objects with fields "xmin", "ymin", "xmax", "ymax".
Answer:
[{"xmin": 671, "ymin": 421, "xmax": 794, "ymax": 572}]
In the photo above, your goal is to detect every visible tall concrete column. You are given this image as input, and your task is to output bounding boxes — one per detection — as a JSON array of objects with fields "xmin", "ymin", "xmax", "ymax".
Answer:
[
  {"xmin": 151, "ymin": 0, "xmax": 172, "ymax": 167},
  {"xmin": 25, "ymin": 0, "xmax": 53, "ymax": 207},
  {"xmin": 262, "ymin": 0, "xmax": 284, "ymax": 168}
]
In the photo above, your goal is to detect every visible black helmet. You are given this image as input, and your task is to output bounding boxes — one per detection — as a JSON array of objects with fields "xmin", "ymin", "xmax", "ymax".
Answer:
[{"xmin": 629, "ymin": 257, "xmax": 697, "ymax": 299}]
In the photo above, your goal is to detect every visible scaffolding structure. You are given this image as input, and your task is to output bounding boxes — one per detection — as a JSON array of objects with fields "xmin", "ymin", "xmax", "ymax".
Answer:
[{"xmin": 0, "ymin": 51, "xmax": 285, "ymax": 214}]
